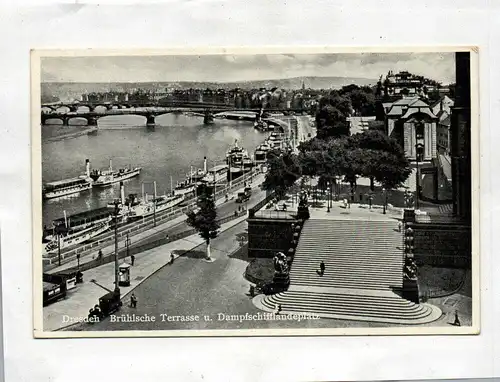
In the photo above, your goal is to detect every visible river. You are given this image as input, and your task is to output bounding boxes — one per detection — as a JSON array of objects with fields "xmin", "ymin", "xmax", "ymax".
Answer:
[{"xmin": 41, "ymin": 113, "xmax": 267, "ymax": 225}]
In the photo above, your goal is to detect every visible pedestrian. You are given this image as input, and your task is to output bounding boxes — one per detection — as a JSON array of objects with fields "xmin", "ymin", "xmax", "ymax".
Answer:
[
  {"xmin": 453, "ymin": 310, "xmax": 461, "ymax": 326},
  {"xmin": 319, "ymin": 261, "xmax": 325, "ymax": 276},
  {"xmin": 234, "ymin": 210, "xmax": 238, "ymax": 217},
  {"xmin": 130, "ymin": 254, "xmax": 135, "ymax": 266},
  {"xmin": 249, "ymin": 285, "xmax": 255, "ymax": 297},
  {"xmin": 165, "ymin": 234, "xmax": 170, "ymax": 242},
  {"xmin": 93, "ymin": 304, "xmax": 102, "ymax": 320},
  {"xmin": 97, "ymin": 249, "xmax": 103, "ymax": 261},
  {"xmin": 170, "ymin": 252, "xmax": 175, "ymax": 264},
  {"xmin": 398, "ymin": 221, "xmax": 403, "ymax": 232},
  {"xmin": 275, "ymin": 303, "xmax": 282, "ymax": 315},
  {"xmin": 130, "ymin": 293, "xmax": 137, "ymax": 308}
]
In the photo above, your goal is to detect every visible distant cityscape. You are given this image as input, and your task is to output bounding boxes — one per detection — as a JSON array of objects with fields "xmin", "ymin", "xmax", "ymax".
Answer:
[{"xmin": 42, "ymin": 70, "xmax": 453, "ymax": 114}]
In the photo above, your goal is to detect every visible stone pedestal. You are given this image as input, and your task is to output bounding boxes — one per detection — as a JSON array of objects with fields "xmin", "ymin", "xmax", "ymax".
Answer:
[
  {"xmin": 403, "ymin": 208, "xmax": 415, "ymax": 223},
  {"xmin": 297, "ymin": 205, "xmax": 310, "ymax": 220},
  {"xmin": 403, "ymin": 278, "xmax": 419, "ymax": 304},
  {"xmin": 273, "ymin": 272, "xmax": 290, "ymax": 290}
]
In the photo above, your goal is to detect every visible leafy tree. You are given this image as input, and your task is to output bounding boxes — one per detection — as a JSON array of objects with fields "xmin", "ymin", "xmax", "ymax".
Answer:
[
  {"xmin": 368, "ymin": 120, "xmax": 385, "ymax": 132},
  {"xmin": 186, "ymin": 192, "xmax": 220, "ymax": 261},
  {"xmin": 315, "ymin": 104, "xmax": 350, "ymax": 139},
  {"xmin": 262, "ymin": 150, "xmax": 302, "ymax": 199},
  {"xmin": 347, "ymin": 130, "xmax": 410, "ymax": 192}
]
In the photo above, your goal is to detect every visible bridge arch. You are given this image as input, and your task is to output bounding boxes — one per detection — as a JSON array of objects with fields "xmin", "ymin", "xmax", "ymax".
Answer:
[
  {"xmin": 97, "ymin": 114, "xmax": 147, "ymax": 128},
  {"xmin": 93, "ymin": 105, "xmax": 109, "ymax": 113},
  {"xmin": 55, "ymin": 106, "xmax": 71, "ymax": 114},
  {"xmin": 76, "ymin": 106, "xmax": 90, "ymax": 113}
]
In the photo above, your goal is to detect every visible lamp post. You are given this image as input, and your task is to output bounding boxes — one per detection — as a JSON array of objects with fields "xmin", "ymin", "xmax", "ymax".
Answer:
[
  {"xmin": 57, "ymin": 229, "xmax": 61, "ymax": 266},
  {"xmin": 327, "ymin": 181, "xmax": 331, "ymax": 213},
  {"xmin": 125, "ymin": 233, "xmax": 131, "ymax": 259},
  {"xmin": 113, "ymin": 201, "xmax": 120, "ymax": 293},
  {"xmin": 382, "ymin": 188, "xmax": 388, "ymax": 214},
  {"xmin": 76, "ymin": 253, "xmax": 80, "ymax": 271},
  {"xmin": 415, "ymin": 143, "xmax": 423, "ymax": 210}
]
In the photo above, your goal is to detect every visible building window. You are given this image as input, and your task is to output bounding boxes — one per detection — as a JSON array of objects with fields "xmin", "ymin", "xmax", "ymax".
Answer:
[{"xmin": 416, "ymin": 122, "xmax": 425, "ymax": 140}]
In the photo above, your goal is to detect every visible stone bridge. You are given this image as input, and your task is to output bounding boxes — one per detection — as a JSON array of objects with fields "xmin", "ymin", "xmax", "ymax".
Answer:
[
  {"xmin": 40, "ymin": 108, "xmax": 205, "ymax": 126},
  {"xmin": 41, "ymin": 102, "xmax": 307, "ymax": 127}
]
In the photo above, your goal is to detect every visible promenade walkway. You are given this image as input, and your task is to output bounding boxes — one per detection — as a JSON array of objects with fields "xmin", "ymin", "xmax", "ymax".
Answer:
[
  {"xmin": 42, "ymin": 214, "xmax": 249, "ymax": 332},
  {"xmin": 41, "ymin": 174, "xmax": 266, "ymax": 332}
]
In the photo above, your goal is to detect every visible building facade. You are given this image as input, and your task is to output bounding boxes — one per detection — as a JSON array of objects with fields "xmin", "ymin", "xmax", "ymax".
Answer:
[{"xmin": 384, "ymin": 96, "xmax": 438, "ymax": 161}]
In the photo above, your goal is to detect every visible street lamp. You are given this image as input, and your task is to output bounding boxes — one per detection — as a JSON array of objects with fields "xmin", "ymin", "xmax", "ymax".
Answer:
[
  {"xmin": 57, "ymin": 229, "xmax": 61, "ymax": 266},
  {"xmin": 415, "ymin": 143, "xmax": 424, "ymax": 210},
  {"xmin": 327, "ymin": 181, "xmax": 331, "ymax": 213},
  {"xmin": 382, "ymin": 188, "xmax": 387, "ymax": 214},
  {"xmin": 125, "ymin": 233, "xmax": 131, "ymax": 259},
  {"xmin": 113, "ymin": 201, "xmax": 120, "ymax": 294}
]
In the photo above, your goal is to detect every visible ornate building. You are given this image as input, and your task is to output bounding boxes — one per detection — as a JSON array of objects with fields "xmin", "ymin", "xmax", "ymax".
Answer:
[{"xmin": 384, "ymin": 96, "xmax": 438, "ymax": 162}]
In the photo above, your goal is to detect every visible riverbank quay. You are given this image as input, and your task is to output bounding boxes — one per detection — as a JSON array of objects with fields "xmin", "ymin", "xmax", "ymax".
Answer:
[
  {"xmin": 45, "ymin": 174, "xmax": 265, "ymax": 274},
  {"xmin": 43, "ymin": 170, "xmax": 265, "ymax": 270}
]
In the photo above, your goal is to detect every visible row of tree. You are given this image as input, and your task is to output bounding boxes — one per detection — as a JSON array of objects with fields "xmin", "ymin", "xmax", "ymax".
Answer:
[{"xmin": 263, "ymin": 129, "xmax": 411, "ymax": 199}]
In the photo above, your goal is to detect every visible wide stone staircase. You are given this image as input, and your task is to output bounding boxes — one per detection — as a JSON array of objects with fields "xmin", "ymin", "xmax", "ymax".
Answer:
[{"xmin": 253, "ymin": 218, "xmax": 442, "ymax": 324}]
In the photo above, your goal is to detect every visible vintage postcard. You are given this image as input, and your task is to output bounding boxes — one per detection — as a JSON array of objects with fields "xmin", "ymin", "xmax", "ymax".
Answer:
[{"xmin": 32, "ymin": 47, "xmax": 479, "ymax": 338}]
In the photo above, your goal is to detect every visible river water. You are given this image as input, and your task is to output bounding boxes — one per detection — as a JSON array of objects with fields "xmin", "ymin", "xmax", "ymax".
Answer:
[{"xmin": 42, "ymin": 113, "xmax": 267, "ymax": 225}]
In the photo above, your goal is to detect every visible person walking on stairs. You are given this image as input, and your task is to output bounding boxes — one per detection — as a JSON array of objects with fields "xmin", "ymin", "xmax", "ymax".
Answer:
[
  {"xmin": 398, "ymin": 221, "xmax": 403, "ymax": 233},
  {"xmin": 319, "ymin": 261, "xmax": 325, "ymax": 276},
  {"xmin": 275, "ymin": 304, "xmax": 282, "ymax": 315}
]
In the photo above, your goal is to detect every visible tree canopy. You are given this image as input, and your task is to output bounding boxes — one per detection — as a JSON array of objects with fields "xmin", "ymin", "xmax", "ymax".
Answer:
[
  {"xmin": 186, "ymin": 192, "xmax": 220, "ymax": 245},
  {"xmin": 298, "ymin": 130, "xmax": 411, "ymax": 191},
  {"xmin": 262, "ymin": 149, "xmax": 302, "ymax": 199},
  {"xmin": 315, "ymin": 96, "xmax": 351, "ymax": 140}
]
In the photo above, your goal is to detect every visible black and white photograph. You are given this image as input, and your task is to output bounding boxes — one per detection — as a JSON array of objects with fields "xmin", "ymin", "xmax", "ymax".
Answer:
[{"xmin": 32, "ymin": 48, "xmax": 478, "ymax": 337}]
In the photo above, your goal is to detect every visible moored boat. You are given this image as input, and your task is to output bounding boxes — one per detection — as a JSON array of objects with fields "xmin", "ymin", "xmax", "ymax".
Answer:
[
  {"xmin": 173, "ymin": 180, "xmax": 197, "ymax": 197},
  {"xmin": 90, "ymin": 159, "xmax": 141, "ymax": 187},
  {"xmin": 128, "ymin": 194, "xmax": 185, "ymax": 218},
  {"xmin": 202, "ymin": 164, "xmax": 229, "ymax": 184},
  {"xmin": 43, "ymin": 216, "xmax": 112, "ymax": 256},
  {"xmin": 254, "ymin": 142, "xmax": 271, "ymax": 164},
  {"xmin": 43, "ymin": 159, "xmax": 93, "ymax": 200}
]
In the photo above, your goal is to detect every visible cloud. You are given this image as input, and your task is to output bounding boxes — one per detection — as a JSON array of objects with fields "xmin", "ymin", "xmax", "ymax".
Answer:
[{"xmin": 41, "ymin": 52, "xmax": 456, "ymax": 84}]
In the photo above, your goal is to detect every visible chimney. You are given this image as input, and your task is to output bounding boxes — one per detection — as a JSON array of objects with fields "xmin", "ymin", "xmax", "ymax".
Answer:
[
  {"xmin": 85, "ymin": 159, "xmax": 90, "ymax": 178},
  {"xmin": 203, "ymin": 157, "xmax": 207, "ymax": 173},
  {"xmin": 120, "ymin": 181, "xmax": 125, "ymax": 205}
]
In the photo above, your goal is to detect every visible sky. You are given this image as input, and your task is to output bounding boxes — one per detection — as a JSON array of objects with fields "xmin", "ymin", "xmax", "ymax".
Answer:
[{"xmin": 40, "ymin": 52, "xmax": 456, "ymax": 85}]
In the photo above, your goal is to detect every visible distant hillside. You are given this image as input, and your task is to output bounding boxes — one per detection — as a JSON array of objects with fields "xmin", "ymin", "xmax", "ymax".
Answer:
[{"xmin": 41, "ymin": 76, "xmax": 376, "ymax": 102}]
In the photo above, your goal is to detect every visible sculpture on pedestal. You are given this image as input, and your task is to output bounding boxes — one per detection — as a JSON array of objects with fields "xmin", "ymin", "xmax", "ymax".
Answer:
[
  {"xmin": 297, "ymin": 191, "xmax": 310, "ymax": 220},
  {"xmin": 404, "ymin": 257, "xmax": 418, "ymax": 280},
  {"xmin": 271, "ymin": 251, "xmax": 290, "ymax": 292},
  {"xmin": 273, "ymin": 252, "xmax": 289, "ymax": 275}
]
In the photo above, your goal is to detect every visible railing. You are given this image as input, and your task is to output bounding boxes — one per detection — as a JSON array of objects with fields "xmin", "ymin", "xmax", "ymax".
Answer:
[
  {"xmin": 248, "ymin": 192, "xmax": 275, "ymax": 218},
  {"xmin": 43, "ymin": 170, "xmax": 261, "ymax": 267},
  {"xmin": 53, "ymin": 209, "xmax": 249, "ymax": 275}
]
